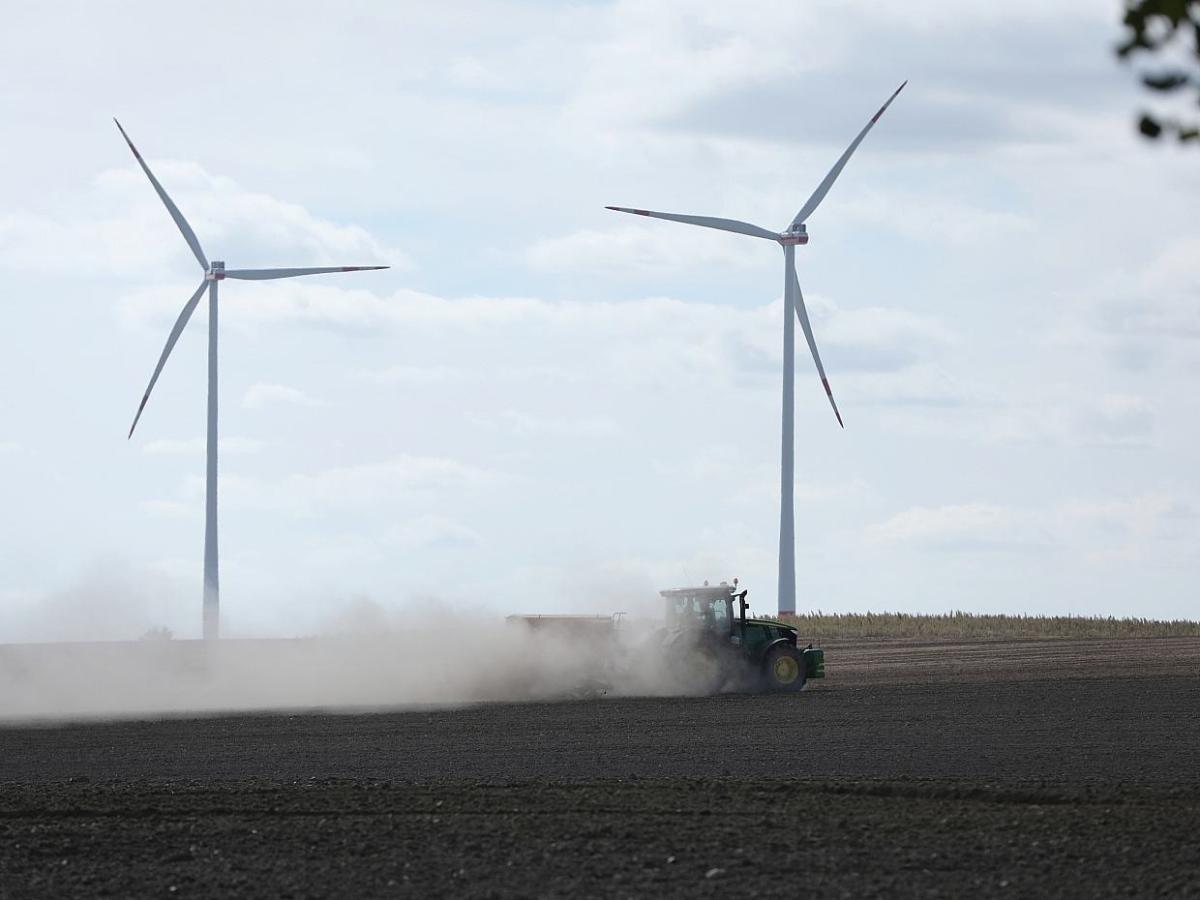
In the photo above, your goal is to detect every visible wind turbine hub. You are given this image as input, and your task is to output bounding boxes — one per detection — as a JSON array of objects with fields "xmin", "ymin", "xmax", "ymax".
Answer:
[
  {"xmin": 207, "ymin": 261, "xmax": 226, "ymax": 281},
  {"xmin": 779, "ymin": 224, "xmax": 809, "ymax": 246}
]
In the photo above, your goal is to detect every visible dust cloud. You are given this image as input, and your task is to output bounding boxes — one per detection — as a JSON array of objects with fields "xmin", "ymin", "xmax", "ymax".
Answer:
[{"xmin": 0, "ymin": 597, "xmax": 713, "ymax": 723}]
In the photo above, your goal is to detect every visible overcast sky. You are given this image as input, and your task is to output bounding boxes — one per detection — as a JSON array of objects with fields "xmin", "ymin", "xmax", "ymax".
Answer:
[{"xmin": 2, "ymin": 1, "xmax": 1198, "ymax": 639}]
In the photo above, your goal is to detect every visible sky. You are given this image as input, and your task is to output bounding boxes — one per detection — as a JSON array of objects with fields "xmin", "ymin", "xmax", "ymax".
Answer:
[{"xmin": 2, "ymin": 0, "xmax": 1199, "ymax": 639}]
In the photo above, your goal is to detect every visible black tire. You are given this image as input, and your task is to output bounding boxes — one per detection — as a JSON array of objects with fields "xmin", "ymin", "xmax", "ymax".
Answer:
[{"xmin": 762, "ymin": 645, "xmax": 807, "ymax": 693}]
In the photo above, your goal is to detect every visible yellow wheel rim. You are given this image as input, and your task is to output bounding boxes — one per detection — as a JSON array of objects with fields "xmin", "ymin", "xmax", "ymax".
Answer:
[{"xmin": 773, "ymin": 655, "xmax": 799, "ymax": 684}]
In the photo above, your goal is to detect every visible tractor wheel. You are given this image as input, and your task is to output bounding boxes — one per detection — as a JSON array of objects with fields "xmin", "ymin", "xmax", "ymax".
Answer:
[{"xmin": 763, "ymin": 645, "xmax": 807, "ymax": 693}]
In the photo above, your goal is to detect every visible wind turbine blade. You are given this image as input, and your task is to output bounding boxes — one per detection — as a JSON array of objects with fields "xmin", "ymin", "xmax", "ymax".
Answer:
[
  {"xmin": 114, "ymin": 119, "xmax": 209, "ymax": 271},
  {"xmin": 605, "ymin": 207, "xmax": 778, "ymax": 241},
  {"xmin": 790, "ymin": 81, "xmax": 907, "ymax": 228},
  {"xmin": 792, "ymin": 263, "xmax": 844, "ymax": 428},
  {"xmin": 128, "ymin": 280, "xmax": 208, "ymax": 438},
  {"xmin": 223, "ymin": 266, "xmax": 389, "ymax": 280}
]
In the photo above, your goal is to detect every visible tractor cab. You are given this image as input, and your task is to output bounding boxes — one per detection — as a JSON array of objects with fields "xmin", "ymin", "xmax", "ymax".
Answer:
[
  {"xmin": 662, "ymin": 584, "xmax": 737, "ymax": 635},
  {"xmin": 659, "ymin": 581, "xmax": 824, "ymax": 691}
]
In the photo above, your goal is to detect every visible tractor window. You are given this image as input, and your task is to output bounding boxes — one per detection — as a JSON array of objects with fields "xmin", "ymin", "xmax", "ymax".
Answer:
[{"xmin": 711, "ymin": 599, "xmax": 729, "ymax": 630}]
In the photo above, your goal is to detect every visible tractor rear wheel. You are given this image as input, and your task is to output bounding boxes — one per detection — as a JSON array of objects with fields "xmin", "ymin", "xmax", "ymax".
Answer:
[{"xmin": 763, "ymin": 645, "xmax": 806, "ymax": 693}]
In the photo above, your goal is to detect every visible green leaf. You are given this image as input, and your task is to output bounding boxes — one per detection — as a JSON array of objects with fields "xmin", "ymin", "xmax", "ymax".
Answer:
[
  {"xmin": 1139, "ymin": 113, "xmax": 1165, "ymax": 137},
  {"xmin": 1142, "ymin": 71, "xmax": 1191, "ymax": 90}
]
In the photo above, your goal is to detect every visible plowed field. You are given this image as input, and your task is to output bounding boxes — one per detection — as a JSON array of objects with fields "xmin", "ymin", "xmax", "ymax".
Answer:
[{"xmin": 2, "ymin": 637, "xmax": 1197, "ymax": 897}]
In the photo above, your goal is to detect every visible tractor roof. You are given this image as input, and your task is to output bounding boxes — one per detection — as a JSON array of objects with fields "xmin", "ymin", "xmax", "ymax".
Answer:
[{"xmin": 659, "ymin": 585, "xmax": 737, "ymax": 601}]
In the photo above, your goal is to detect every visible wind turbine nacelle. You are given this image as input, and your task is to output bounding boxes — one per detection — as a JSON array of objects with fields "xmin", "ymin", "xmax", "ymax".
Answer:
[
  {"xmin": 206, "ymin": 261, "xmax": 226, "ymax": 281},
  {"xmin": 779, "ymin": 225, "xmax": 809, "ymax": 246}
]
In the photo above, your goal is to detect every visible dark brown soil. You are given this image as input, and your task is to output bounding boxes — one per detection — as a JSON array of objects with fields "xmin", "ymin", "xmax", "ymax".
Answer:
[{"xmin": 2, "ymin": 637, "xmax": 1198, "ymax": 897}]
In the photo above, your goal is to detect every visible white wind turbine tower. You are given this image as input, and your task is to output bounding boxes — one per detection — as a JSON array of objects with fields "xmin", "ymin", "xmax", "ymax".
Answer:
[
  {"xmin": 116, "ymin": 120, "xmax": 388, "ymax": 640},
  {"xmin": 607, "ymin": 82, "xmax": 906, "ymax": 615}
]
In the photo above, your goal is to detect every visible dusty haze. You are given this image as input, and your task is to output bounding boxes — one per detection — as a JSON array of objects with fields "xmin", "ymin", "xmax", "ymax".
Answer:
[{"xmin": 0, "ymin": 602, "xmax": 726, "ymax": 722}]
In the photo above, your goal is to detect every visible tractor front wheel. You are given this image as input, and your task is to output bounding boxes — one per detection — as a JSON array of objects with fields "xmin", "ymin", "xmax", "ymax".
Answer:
[{"xmin": 763, "ymin": 645, "xmax": 807, "ymax": 693}]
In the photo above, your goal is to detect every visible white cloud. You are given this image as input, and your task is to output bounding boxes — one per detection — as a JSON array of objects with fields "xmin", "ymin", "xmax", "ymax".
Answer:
[
  {"xmin": 1073, "ymin": 394, "xmax": 1155, "ymax": 447},
  {"xmin": 447, "ymin": 55, "xmax": 502, "ymax": 90},
  {"xmin": 0, "ymin": 162, "xmax": 405, "ymax": 278},
  {"xmin": 867, "ymin": 502, "xmax": 1037, "ymax": 550},
  {"xmin": 567, "ymin": 4, "xmax": 811, "ymax": 128},
  {"xmin": 138, "ymin": 499, "xmax": 194, "ymax": 519},
  {"xmin": 982, "ymin": 391, "xmax": 1156, "ymax": 448},
  {"xmin": 1056, "ymin": 494, "xmax": 1196, "ymax": 562},
  {"xmin": 385, "ymin": 516, "xmax": 484, "ymax": 550},
  {"xmin": 874, "ymin": 387, "xmax": 1157, "ymax": 449},
  {"xmin": 837, "ymin": 188, "xmax": 1035, "ymax": 247},
  {"xmin": 121, "ymin": 283, "xmax": 957, "ymax": 399},
  {"xmin": 522, "ymin": 223, "xmax": 763, "ymax": 273},
  {"xmin": 306, "ymin": 516, "xmax": 484, "ymax": 567},
  {"xmin": 842, "ymin": 364, "xmax": 971, "ymax": 407},
  {"xmin": 183, "ymin": 455, "xmax": 502, "ymax": 516},
  {"xmin": 819, "ymin": 302, "xmax": 957, "ymax": 373},
  {"xmin": 868, "ymin": 493, "xmax": 1196, "ymax": 562},
  {"xmin": 358, "ymin": 365, "xmax": 465, "ymax": 386},
  {"xmin": 1097, "ymin": 237, "xmax": 1200, "ymax": 346},
  {"xmin": 242, "ymin": 383, "xmax": 322, "ymax": 410},
  {"xmin": 471, "ymin": 409, "xmax": 621, "ymax": 439},
  {"xmin": 142, "ymin": 436, "xmax": 264, "ymax": 455}
]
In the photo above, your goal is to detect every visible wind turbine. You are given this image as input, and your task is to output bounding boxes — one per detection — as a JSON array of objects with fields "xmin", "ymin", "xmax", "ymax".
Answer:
[
  {"xmin": 115, "ymin": 119, "xmax": 388, "ymax": 640},
  {"xmin": 607, "ymin": 82, "xmax": 906, "ymax": 615}
]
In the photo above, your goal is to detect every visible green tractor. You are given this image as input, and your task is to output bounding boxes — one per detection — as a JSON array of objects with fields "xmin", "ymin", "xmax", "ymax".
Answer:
[{"xmin": 660, "ymin": 582, "xmax": 824, "ymax": 693}]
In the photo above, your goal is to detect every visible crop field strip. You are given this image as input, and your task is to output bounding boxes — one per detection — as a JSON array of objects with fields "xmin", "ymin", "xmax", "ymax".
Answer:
[{"xmin": 780, "ymin": 611, "xmax": 1200, "ymax": 640}]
